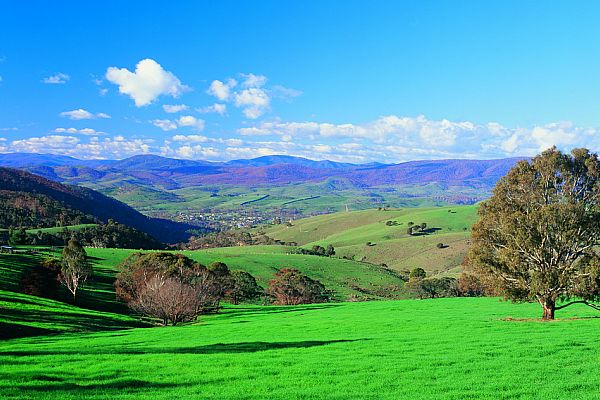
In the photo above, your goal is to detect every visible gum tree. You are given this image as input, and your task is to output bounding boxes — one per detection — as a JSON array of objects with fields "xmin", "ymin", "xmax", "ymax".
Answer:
[{"xmin": 470, "ymin": 147, "xmax": 600, "ymax": 320}]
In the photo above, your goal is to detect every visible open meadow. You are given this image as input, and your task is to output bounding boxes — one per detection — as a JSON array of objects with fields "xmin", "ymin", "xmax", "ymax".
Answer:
[{"xmin": 2, "ymin": 296, "xmax": 600, "ymax": 399}]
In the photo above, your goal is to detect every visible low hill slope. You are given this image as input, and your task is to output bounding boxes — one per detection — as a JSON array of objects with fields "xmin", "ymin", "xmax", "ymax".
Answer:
[
  {"xmin": 0, "ymin": 298, "xmax": 598, "ymax": 399},
  {"xmin": 0, "ymin": 168, "xmax": 193, "ymax": 243},
  {"xmin": 85, "ymin": 246, "xmax": 406, "ymax": 301},
  {"xmin": 264, "ymin": 205, "xmax": 479, "ymax": 275}
]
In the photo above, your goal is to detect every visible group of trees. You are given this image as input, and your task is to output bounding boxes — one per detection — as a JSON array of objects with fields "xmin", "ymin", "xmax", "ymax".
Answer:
[
  {"xmin": 183, "ymin": 230, "xmax": 278, "ymax": 249},
  {"xmin": 114, "ymin": 253, "xmax": 329, "ymax": 325},
  {"xmin": 295, "ymin": 244, "xmax": 335, "ymax": 257},
  {"xmin": 6, "ymin": 221, "xmax": 164, "ymax": 249},
  {"xmin": 407, "ymin": 222, "xmax": 428, "ymax": 236},
  {"xmin": 20, "ymin": 239, "xmax": 93, "ymax": 303}
]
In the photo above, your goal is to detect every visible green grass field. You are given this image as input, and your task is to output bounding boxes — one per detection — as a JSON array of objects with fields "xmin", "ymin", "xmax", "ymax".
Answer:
[
  {"xmin": 1, "ymin": 297, "xmax": 599, "ymax": 399},
  {"xmin": 84, "ymin": 246, "xmax": 405, "ymax": 301},
  {"xmin": 265, "ymin": 205, "xmax": 479, "ymax": 275}
]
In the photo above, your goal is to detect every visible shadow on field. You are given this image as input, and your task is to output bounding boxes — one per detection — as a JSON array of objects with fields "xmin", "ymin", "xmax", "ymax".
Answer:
[
  {"xmin": 220, "ymin": 304, "xmax": 340, "ymax": 319},
  {"xmin": 0, "ymin": 339, "xmax": 367, "ymax": 357},
  {"xmin": 6, "ymin": 376, "xmax": 183, "ymax": 394}
]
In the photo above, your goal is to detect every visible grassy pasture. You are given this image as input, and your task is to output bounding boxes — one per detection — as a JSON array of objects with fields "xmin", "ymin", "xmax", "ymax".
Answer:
[
  {"xmin": 84, "ymin": 246, "xmax": 405, "ymax": 301},
  {"xmin": 1, "ymin": 298, "xmax": 599, "ymax": 399},
  {"xmin": 265, "ymin": 205, "xmax": 479, "ymax": 275}
]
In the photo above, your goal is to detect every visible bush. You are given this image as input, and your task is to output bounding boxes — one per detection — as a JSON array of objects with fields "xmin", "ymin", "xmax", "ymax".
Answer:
[
  {"xmin": 229, "ymin": 270, "xmax": 263, "ymax": 305},
  {"xmin": 266, "ymin": 268, "xmax": 329, "ymax": 305},
  {"xmin": 115, "ymin": 252, "xmax": 237, "ymax": 325}
]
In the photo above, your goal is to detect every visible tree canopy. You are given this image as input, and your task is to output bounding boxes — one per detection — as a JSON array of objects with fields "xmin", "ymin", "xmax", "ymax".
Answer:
[{"xmin": 470, "ymin": 147, "xmax": 600, "ymax": 319}]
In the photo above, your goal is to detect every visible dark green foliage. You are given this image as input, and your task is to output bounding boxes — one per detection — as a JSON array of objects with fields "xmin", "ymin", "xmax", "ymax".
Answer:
[
  {"xmin": 184, "ymin": 230, "xmax": 278, "ymax": 249},
  {"xmin": 409, "ymin": 267, "xmax": 426, "ymax": 281},
  {"xmin": 19, "ymin": 257, "xmax": 60, "ymax": 299},
  {"xmin": 8, "ymin": 228, "xmax": 28, "ymax": 245},
  {"xmin": 407, "ymin": 277, "xmax": 458, "ymax": 299},
  {"xmin": 0, "ymin": 167, "xmax": 194, "ymax": 243},
  {"xmin": 266, "ymin": 268, "xmax": 330, "ymax": 305},
  {"xmin": 5, "ymin": 221, "xmax": 165, "ymax": 249},
  {"xmin": 229, "ymin": 270, "xmax": 263, "ymax": 304},
  {"xmin": 471, "ymin": 147, "xmax": 600, "ymax": 319},
  {"xmin": 295, "ymin": 244, "xmax": 335, "ymax": 257}
]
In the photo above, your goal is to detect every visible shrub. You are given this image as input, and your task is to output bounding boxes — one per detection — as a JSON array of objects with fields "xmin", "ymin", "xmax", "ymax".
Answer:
[{"xmin": 266, "ymin": 268, "xmax": 329, "ymax": 305}]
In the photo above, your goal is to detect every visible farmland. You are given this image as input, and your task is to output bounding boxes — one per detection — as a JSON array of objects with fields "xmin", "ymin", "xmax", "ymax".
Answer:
[
  {"xmin": 1, "ymin": 295, "xmax": 599, "ymax": 399},
  {"xmin": 265, "ymin": 205, "xmax": 479, "ymax": 275}
]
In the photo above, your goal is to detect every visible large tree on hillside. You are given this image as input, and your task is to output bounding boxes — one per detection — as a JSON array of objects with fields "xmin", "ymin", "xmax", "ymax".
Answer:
[
  {"xmin": 59, "ymin": 239, "xmax": 92, "ymax": 303},
  {"xmin": 470, "ymin": 147, "xmax": 600, "ymax": 320}
]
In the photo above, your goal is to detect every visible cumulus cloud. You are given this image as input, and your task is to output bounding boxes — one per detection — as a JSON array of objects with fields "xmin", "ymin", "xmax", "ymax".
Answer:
[
  {"xmin": 236, "ymin": 115, "xmax": 600, "ymax": 161},
  {"xmin": 106, "ymin": 59, "xmax": 189, "ymax": 106},
  {"xmin": 53, "ymin": 127, "xmax": 106, "ymax": 136},
  {"xmin": 171, "ymin": 134, "xmax": 208, "ymax": 143},
  {"xmin": 60, "ymin": 108, "xmax": 111, "ymax": 120},
  {"xmin": 207, "ymin": 79, "xmax": 237, "ymax": 101},
  {"xmin": 6, "ymin": 114, "xmax": 599, "ymax": 163},
  {"xmin": 42, "ymin": 73, "xmax": 70, "ymax": 84},
  {"xmin": 152, "ymin": 116, "xmax": 205, "ymax": 131},
  {"xmin": 177, "ymin": 115, "xmax": 205, "ymax": 131},
  {"xmin": 206, "ymin": 73, "xmax": 300, "ymax": 119},
  {"xmin": 152, "ymin": 119, "xmax": 178, "ymax": 131},
  {"xmin": 163, "ymin": 104, "xmax": 189, "ymax": 113},
  {"xmin": 234, "ymin": 88, "xmax": 270, "ymax": 119},
  {"xmin": 240, "ymin": 73, "xmax": 267, "ymax": 88},
  {"xmin": 197, "ymin": 103, "xmax": 227, "ymax": 115}
]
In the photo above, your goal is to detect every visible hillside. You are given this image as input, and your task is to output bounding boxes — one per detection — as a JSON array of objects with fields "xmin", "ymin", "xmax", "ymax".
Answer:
[
  {"xmin": 1, "ymin": 296, "xmax": 598, "ymax": 399},
  {"xmin": 0, "ymin": 168, "xmax": 194, "ymax": 243},
  {"xmin": 264, "ymin": 205, "xmax": 479, "ymax": 275},
  {"xmin": 0, "ymin": 153, "xmax": 523, "ymax": 223}
]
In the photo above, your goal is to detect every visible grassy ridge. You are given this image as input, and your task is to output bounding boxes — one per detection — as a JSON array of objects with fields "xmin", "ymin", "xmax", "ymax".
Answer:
[
  {"xmin": 265, "ymin": 205, "xmax": 479, "ymax": 275},
  {"xmin": 85, "ymin": 246, "xmax": 405, "ymax": 301},
  {"xmin": 1, "ymin": 298, "xmax": 599, "ymax": 399}
]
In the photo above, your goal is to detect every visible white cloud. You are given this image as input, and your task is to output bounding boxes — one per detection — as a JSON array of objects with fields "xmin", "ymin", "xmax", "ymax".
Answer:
[
  {"xmin": 234, "ymin": 88, "xmax": 270, "ymax": 119},
  {"xmin": 207, "ymin": 79, "xmax": 237, "ymax": 101},
  {"xmin": 235, "ymin": 115, "xmax": 600, "ymax": 161},
  {"xmin": 197, "ymin": 103, "xmax": 227, "ymax": 115},
  {"xmin": 152, "ymin": 116, "xmax": 205, "ymax": 131},
  {"xmin": 240, "ymin": 73, "xmax": 267, "ymax": 88},
  {"xmin": 177, "ymin": 116, "xmax": 205, "ymax": 131},
  {"xmin": 271, "ymin": 85, "xmax": 303, "ymax": 100},
  {"xmin": 99, "ymin": 88, "xmax": 109, "ymax": 96},
  {"xmin": 152, "ymin": 119, "xmax": 178, "ymax": 131},
  {"xmin": 163, "ymin": 104, "xmax": 189, "ymax": 113},
  {"xmin": 206, "ymin": 73, "xmax": 300, "ymax": 119},
  {"xmin": 172, "ymin": 134, "xmax": 208, "ymax": 143},
  {"xmin": 60, "ymin": 108, "xmax": 111, "ymax": 120},
  {"xmin": 0, "ymin": 127, "xmax": 17, "ymax": 132},
  {"xmin": 106, "ymin": 58, "xmax": 189, "ymax": 106},
  {"xmin": 53, "ymin": 127, "xmax": 106, "ymax": 136},
  {"xmin": 42, "ymin": 73, "xmax": 70, "ymax": 84}
]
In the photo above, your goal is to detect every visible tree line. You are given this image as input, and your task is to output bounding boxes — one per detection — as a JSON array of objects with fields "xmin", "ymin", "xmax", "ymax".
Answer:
[{"xmin": 6, "ymin": 220, "xmax": 164, "ymax": 249}]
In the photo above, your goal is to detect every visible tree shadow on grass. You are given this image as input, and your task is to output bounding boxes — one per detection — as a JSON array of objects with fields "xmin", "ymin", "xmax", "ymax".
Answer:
[{"xmin": 0, "ymin": 338, "xmax": 368, "ymax": 357}]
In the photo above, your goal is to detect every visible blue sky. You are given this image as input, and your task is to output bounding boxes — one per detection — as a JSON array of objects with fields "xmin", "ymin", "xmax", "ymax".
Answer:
[{"xmin": 0, "ymin": 1, "xmax": 599, "ymax": 162}]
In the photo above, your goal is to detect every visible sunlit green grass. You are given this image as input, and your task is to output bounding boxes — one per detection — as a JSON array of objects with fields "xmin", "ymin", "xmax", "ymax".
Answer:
[
  {"xmin": 265, "ymin": 205, "xmax": 478, "ymax": 275},
  {"xmin": 1, "ymin": 297, "xmax": 599, "ymax": 399},
  {"xmin": 85, "ymin": 246, "xmax": 405, "ymax": 300}
]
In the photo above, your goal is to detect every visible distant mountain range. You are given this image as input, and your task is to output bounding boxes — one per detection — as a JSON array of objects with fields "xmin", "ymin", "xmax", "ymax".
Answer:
[{"xmin": 0, "ymin": 153, "xmax": 526, "ymax": 190}]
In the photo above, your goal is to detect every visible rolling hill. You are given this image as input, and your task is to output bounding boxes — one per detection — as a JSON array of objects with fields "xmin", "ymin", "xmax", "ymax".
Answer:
[
  {"xmin": 264, "ymin": 205, "xmax": 479, "ymax": 276},
  {"xmin": 0, "ymin": 153, "xmax": 522, "ymax": 222},
  {"xmin": 0, "ymin": 168, "xmax": 194, "ymax": 243}
]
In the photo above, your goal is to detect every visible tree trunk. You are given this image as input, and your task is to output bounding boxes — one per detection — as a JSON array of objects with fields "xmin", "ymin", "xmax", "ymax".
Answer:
[{"xmin": 540, "ymin": 298, "xmax": 555, "ymax": 320}]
